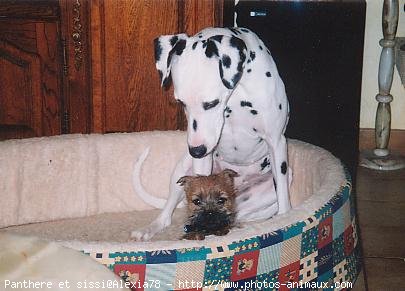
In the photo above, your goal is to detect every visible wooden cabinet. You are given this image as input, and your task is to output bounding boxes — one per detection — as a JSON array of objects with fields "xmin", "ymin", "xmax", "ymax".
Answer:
[
  {"xmin": 0, "ymin": 0, "xmax": 223, "ymax": 140},
  {"xmin": 0, "ymin": 1, "xmax": 63, "ymax": 139}
]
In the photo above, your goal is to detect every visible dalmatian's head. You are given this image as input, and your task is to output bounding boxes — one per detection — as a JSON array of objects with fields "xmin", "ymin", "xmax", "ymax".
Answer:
[{"xmin": 154, "ymin": 32, "xmax": 247, "ymax": 158}]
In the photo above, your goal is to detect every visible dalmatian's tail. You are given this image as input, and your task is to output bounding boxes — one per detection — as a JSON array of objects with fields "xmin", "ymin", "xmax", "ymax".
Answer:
[{"xmin": 132, "ymin": 147, "xmax": 166, "ymax": 209}]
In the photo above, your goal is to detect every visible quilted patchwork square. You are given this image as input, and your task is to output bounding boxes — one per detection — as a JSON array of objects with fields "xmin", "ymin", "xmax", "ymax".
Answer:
[
  {"xmin": 278, "ymin": 260, "xmax": 300, "ymax": 291},
  {"xmin": 229, "ymin": 237, "xmax": 260, "ymax": 254},
  {"xmin": 174, "ymin": 261, "xmax": 205, "ymax": 290},
  {"xmin": 280, "ymin": 235, "xmax": 301, "ymax": 267},
  {"xmin": 300, "ymin": 226, "xmax": 318, "ymax": 258},
  {"xmin": 259, "ymin": 230, "xmax": 283, "ymax": 248},
  {"xmin": 333, "ymin": 234, "xmax": 345, "ymax": 265},
  {"xmin": 282, "ymin": 222, "xmax": 304, "ymax": 240},
  {"xmin": 315, "ymin": 203, "xmax": 332, "ymax": 220},
  {"xmin": 114, "ymin": 264, "xmax": 146, "ymax": 291},
  {"xmin": 146, "ymin": 263, "xmax": 176, "ymax": 289},
  {"xmin": 316, "ymin": 243, "xmax": 333, "ymax": 275},
  {"xmin": 333, "ymin": 259, "xmax": 348, "ymax": 284},
  {"xmin": 146, "ymin": 249, "xmax": 176, "ymax": 264},
  {"xmin": 177, "ymin": 247, "xmax": 210, "ymax": 262},
  {"xmin": 257, "ymin": 243, "xmax": 281, "ymax": 274},
  {"xmin": 256, "ymin": 270, "xmax": 279, "ymax": 288},
  {"xmin": 299, "ymin": 251, "xmax": 318, "ymax": 283},
  {"xmin": 317, "ymin": 270, "xmax": 334, "ymax": 291},
  {"xmin": 230, "ymin": 250, "xmax": 259, "ymax": 281},
  {"xmin": 318, "ymin": 216, "xmax": 333, "ymax": 249},
  {"xmin": 345, "ymin": 252, "xmax": 359, "ymax": 283},
  {"xmin": 203, "ymin": 256, "xmax": 233, "ymax": 285},
  {"xmin": 303, "ymin": 215, "xmax": 318, "ymax": 231},
  {"xmin": 110, "ymin": 251, "xmax": 146, "ymax": 265},
  {"xmin": 330, "ymin": 192, "xmax": 344, "ymax": 212},
  {"xmin": 344, "ymin": 224, "xmax": 355, "ymax": 256},
  {"xmin": 206, "ymin": 244, "xmax": 234, "ymax": 260},
  {"xmin": 333, "ymin": 200, "xmax": 351, "ymax": 239}
]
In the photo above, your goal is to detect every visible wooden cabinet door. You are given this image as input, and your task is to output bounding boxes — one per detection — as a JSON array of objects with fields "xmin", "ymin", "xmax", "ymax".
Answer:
[
  {"xmin": 0, "ymin": 3, "xmax": 63, "ymax": 140},
  {"xmin": 91, "ymin": 0, "xmax": 223, "ymax": 133}
]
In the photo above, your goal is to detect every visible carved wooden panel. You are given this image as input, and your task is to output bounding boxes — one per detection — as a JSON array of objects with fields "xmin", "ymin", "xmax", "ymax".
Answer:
[
  {"xmin": 0, "ymin": 1, "xmax": 63, "ymax": 140},
  {"xmin": 0, "ymin": 40, "xmax": 42, "ymax": 139},
  {"xmin": 90, "ymin": 0, "xmax": 223, "ymax": 133}
]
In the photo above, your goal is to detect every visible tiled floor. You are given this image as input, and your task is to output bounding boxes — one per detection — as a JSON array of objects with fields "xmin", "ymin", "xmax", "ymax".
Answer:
[{"xmin": 352, "ymin": 167, "xmax": 405, "ymax": 290}]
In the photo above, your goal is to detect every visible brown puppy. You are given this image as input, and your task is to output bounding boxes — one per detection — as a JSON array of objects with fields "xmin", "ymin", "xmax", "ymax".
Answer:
[{"xmin": 177, "ymin": 169, "xmax": 238, "ymax": 240}]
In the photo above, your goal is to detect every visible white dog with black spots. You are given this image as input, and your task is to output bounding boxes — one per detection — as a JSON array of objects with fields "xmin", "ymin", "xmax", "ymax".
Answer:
[{"xmin": 132, "ymin": 27, "xmax": 292, "ymax": 241}]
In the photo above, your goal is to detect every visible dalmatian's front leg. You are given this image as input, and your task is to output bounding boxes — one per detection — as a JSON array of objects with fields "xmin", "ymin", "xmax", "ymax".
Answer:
[{"xmin": 266, "ymin": 134, "xmax": 291, "ymax": 214}]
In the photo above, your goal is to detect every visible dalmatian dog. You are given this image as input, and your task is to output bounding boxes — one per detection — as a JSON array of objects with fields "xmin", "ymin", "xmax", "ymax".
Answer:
[{"xmin": 131, "ymin": 27, "xmax": 291, "ymax": 241}]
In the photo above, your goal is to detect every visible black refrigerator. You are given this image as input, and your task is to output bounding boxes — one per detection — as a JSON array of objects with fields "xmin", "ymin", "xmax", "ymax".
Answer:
[{"xmin": 224, "ymin": 0, "xmax": 366, "ymax": 179}]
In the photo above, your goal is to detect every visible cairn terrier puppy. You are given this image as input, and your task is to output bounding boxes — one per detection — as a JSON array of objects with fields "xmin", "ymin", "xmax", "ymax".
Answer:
[{"xmin": 177, "ymin": 169, "xmax": 238, "ymax": 240}]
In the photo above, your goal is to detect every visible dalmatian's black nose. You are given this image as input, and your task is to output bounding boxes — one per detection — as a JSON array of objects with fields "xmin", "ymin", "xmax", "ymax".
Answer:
[{"xmin": 189, "ymin": 145, "xmax": 207, "ymax": 158}]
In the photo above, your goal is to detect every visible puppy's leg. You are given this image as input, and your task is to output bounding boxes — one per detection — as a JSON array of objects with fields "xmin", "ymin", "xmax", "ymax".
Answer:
[
  {"xmin": 266, "ymin": 135, "xmax": 291, "ymax": 214},
  {"xmin": 131, "ymin": 154, "xmax": 192, "ymax": 241}
]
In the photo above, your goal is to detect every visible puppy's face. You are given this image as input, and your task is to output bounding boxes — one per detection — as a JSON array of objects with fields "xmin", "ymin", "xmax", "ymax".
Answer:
[{"xmin": 177, "ymin": 169, "xmax": 238, "ymax": 216}]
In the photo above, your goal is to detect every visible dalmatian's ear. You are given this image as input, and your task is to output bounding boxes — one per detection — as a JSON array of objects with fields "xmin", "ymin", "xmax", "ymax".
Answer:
[
  {"xmin": 205, "ymin": 35, "xmax": 247, "ymax": 89},
  {"xmin": 154, "ymin": 33, "xmax": 188, "ymax": 88}
]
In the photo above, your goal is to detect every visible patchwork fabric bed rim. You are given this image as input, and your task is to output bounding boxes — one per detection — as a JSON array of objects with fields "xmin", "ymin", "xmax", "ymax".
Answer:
[{"xmin": 85, "ymin": 171, "xmax": 360, "ymax": 290}]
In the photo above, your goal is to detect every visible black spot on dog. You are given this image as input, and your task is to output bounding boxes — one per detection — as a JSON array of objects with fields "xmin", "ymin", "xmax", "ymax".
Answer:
[
  {"xmin": 259, "ymin": 45, "xmax": 263, "ymax": 50},
  {"xmin": 219, "ymin": 60, "xmax": 224, "ymax": 79},
  {"xmin": 230, "ymin": 36, "xmax": 246, "ymax": 51},
  {"xmin": 253, "ymin": 128, "xmax": 257, "ymax": 132},
  {"xmin": 205, "ymin": 40, "xmax": 219, "ymax": 58},
  {"xmin": 198, "ymin": 34, "xmax": 203, "ymax": 38},
  {"xmin": 247, "ymin": 69, "xmax": 252, "ymax": 73},
  {"xmin": 210, "ymin": 35, "xmax": 223, "ymax": 43},
  {"xmin": 234, "ymin": 147, "xmax": 238, "ymax": 151},
  {"xmin": 240, "ymin": 101, "xmax": 252, "ymax": 107},
  {"xmin": 261, "ymin": 158, "xmax": 270, "ymax": 171},
  {"xmin": 225, "ymin": 106, "xmax": 232, "ymax": 113},
  {"xmin": 174, "ymin": 39, "xmax": 186, "ymax": 55},
  {"xmin": 273, "ymin": 178, "xmax": 277, "ymax": 191},
  {"xmin": 250, "ymin": 110, "xmax": 258, "ymax": 115},
  {"xmin": 247, "ymin": 59, "xmax": 251, "ymax": 64},
  {"xmin": 193, "ymin": 119, "xmax": 197, "ymax": 131},
  {"xmin": 250, "ymin": 51, "xmax": 256, "ymax": 61},
  {"xmin": 228, "ymin": 27, "xmax": 241, "ymax": 35},
  {"xmin": 203, "ymin": 99, "xmax": 219, "ymax": 110},
  {"xmin": 266, "ymin": 71, "xmax": 272, "ymax": 77},
  {"xmin": 192, "ymin": 41, "xmax": 198, "ymax": 50},
  {"xmin": 279, "ymin": 104, "xmax": 282, "ymax": 110},
  {"xmin": 154, "ymin": 38, "xmax": 163, "ymax": 62},
  {"xmin": 281, "ymin": 161, "xmax": 287, "ymax": 175},
  {"xmin": 226, "ymin": 114, "xmax": 230, "ymax": 118},
  {"xmin": 231, "ymin": 72, "xmax": 243, "ymax": 88},
  {"xmin": 170, "ymin": 36, "xmax": 178, "ymax": 47},
  {"xmin": 241, "ymin": 28, "xmax": 250, "ymax": 33},
  {"xmin": 222, "ymin": 55, "xmax": 231, "ymax": 68}
]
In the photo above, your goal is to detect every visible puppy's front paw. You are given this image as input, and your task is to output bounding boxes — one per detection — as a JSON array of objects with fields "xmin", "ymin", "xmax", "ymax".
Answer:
[
  {"xmin": 131, "ymin": 228, "xmax": 156, "ymax": 241},
  {"xmin": 183, "ymin": 232, "xmax": 205, "ymax": 240}
]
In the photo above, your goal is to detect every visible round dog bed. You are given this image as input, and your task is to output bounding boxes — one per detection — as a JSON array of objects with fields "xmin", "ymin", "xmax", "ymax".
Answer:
[{"xmin": 0, "ymin": 131, "xmax": 360, "ymax": 290}]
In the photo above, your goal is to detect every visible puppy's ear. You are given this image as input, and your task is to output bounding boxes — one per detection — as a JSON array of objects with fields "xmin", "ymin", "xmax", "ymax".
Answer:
[
  {"xmin": 219, "ymin": 169, "xmax": 239, "ymax": 186},
  {"xmin": 177, "ymin": 175, "xmax": 193, "ymax": 187},
  {"xmin": 154, "ymin": 33, "xmax": 188, "ymax": 89},
  {"xmin": 221, "ymin": 169, "xmax": 239, "ymax": 179},
  {"xmin": 206, "ymin": 35, "xmax": 247, "ymax": 89}
]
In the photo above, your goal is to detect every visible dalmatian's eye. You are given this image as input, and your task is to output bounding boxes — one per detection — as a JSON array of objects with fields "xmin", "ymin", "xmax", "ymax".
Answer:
[
  {"xmin": 202, "ymin": 99, "xmax": 219, "ymax": 110},
  {"xmin": 192, "ymin": 198, "xmax": 201, "ymax": 206},
  {"xmin": 217, "ymin": 197, "xmax": 227, "ymax": 205}
]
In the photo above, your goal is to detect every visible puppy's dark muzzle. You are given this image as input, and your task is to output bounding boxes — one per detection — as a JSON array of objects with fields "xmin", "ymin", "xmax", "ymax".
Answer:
[
  {"xmin": 188, "ymin": 145, "xmax": 207, "ymax": 158},
  {"xmin": 185, "ymin": 211, "xmax": 231, "ymax": 233}
]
